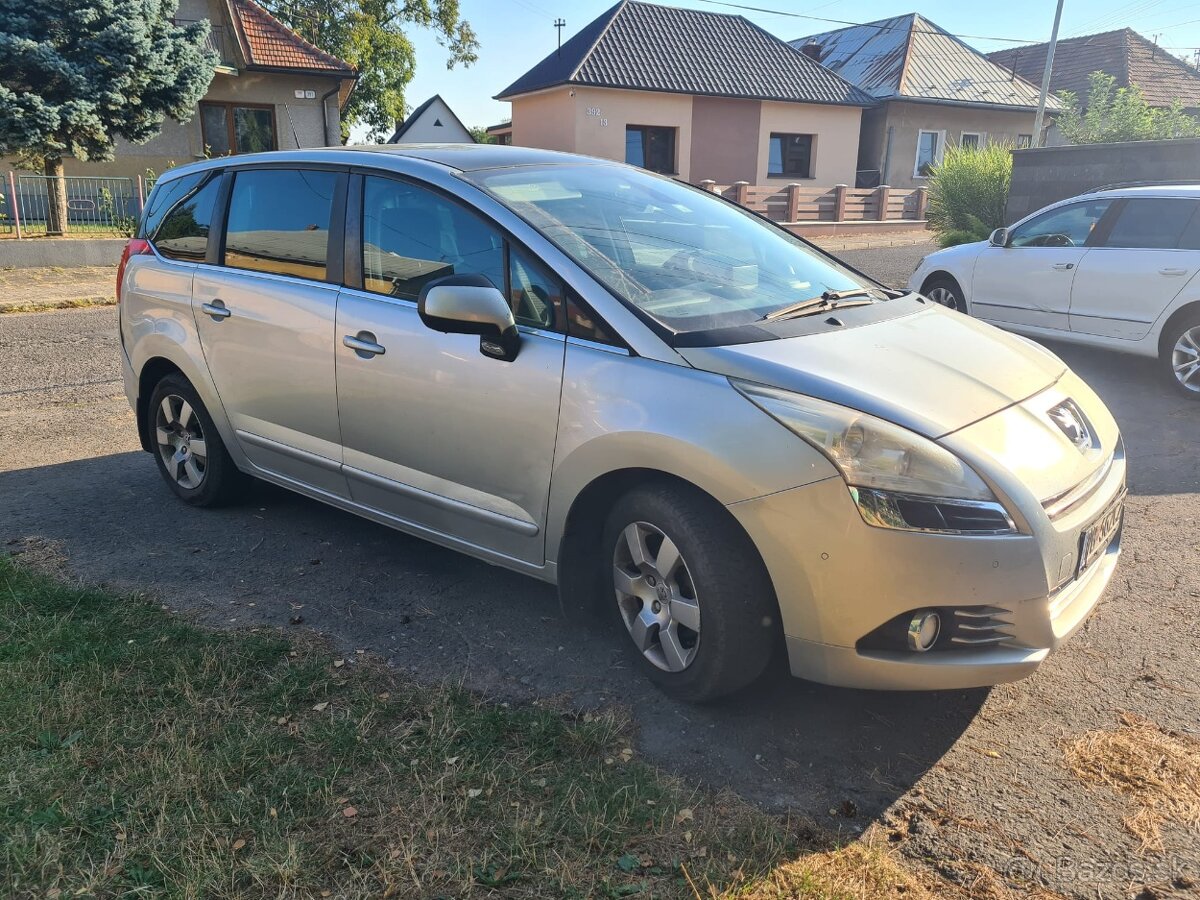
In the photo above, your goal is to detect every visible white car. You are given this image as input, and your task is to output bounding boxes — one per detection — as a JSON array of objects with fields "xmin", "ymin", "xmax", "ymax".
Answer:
[{"xmin": 909, "ymin": 185, "xmax": 1200, "ymax": 398}]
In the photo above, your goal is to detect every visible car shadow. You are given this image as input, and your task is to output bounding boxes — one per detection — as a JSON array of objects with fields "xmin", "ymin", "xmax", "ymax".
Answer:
[{"xmin": 1, "ymin": 450, "xmax": 982, "ymax": 822}]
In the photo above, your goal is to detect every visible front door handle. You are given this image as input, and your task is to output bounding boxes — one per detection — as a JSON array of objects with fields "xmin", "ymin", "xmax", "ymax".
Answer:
[
  {"xmin": 201, "ymin": 300, "xmax": 232, "ymax": 320},
  {"xmin": 1051, "ymin": 263, "xmax": 1075, "ymax": 271},
  {"xmin": 1159, "ymin": 267, "xmax": 1189, "ymax": 277},
  {"xmin": 343, "ymin": 332, "xmax": 386, "ymax": 358}
]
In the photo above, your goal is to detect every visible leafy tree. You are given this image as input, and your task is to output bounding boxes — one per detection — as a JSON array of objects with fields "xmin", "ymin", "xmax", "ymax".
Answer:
[
  {"xmin": 261, "ymin": 0, "xmax": 478, "ymax": 142},
  {"xmin": 0, "ymin": 0, "xmax": 216, "ymax": 234},
  {"xmin": 469, "ymin": 125, "xmax": 495, "ymax": 144},
  {"xmin": 926, "ymin": 142, "xmax": 1013, "ymax": 248},
  {"xmin": 1056, "ymin": 71, "xmax": 1200, "ymax": 144}
]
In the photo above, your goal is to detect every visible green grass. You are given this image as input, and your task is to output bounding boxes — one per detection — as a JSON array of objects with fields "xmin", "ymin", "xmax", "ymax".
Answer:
[{"xmin": 0, "ymin": 552, "xmax": 972, "ymax": 899}]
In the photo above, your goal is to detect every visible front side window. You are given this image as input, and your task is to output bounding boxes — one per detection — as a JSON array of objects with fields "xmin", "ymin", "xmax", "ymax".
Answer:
[
  {"xmin": 508, "ymin": 247, "xmax": 560, "ymax": 329},
  {"xmin": 200, "ymin": 102, "xmax": 277, "ymax": 156},
  {"xmin": 154, "ymin": 175, "xmax": 221, "ymax": 261},
  {"xmin": 768, "ymin": 133, "xmax": 813, "ymax": 178},
  {"xmin": 362, "ymin": 176, "xmax": 504, "ymax": 300},
  {"xmin": 1009, "ymin": 200, "xmax": 1112, "ymax": 248},
  {"xmin": 915, "ymin": 130, "xmax": 941, "ymax": 177},
  {"xmin": 1102, "ymin": 198, "xmax": 1200, "ymax": 250},
  {"xmin": 224, "ymin": 169, "xmax": 336, "ymax": 279},
  {"xmin": 469, "ymin": 163, "xmax": 873, "ymax": 335},
  {"xmin": 625, "ymin": 126, "xmax": 676, "ymax": 174}
]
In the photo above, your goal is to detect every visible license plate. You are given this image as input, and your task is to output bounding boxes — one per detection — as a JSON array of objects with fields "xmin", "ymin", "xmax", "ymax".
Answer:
[{"xmin": 1077, "ymin": 492, "xmax": 1125, "ymax": 577}]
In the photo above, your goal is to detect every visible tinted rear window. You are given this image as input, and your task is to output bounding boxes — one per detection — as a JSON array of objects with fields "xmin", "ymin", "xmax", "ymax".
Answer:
[
  {"xmin": 139, "ymin": 172, "xmax": 205, "ymax": 240},
  {"xmin": 1103, "ymin": 198, "xmax": 1199, "ymax": 249},
  {"xmin": 224, "ymin": 169, "xmax": 337, "ymax": 280},
  {"xmin": 154, "ymin": 176, "xmax": 221, "ymax": 262}
]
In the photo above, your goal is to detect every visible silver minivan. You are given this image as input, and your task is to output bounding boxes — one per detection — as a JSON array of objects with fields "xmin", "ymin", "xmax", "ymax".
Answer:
[{"xmin": 119, "ymin": 145, "xmax": 1126, "ymax": 702}]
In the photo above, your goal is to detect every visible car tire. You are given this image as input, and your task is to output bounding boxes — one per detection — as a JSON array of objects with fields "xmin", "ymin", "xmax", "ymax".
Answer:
[
  {"xmin": 147, "ymin": 373, "xmax": 247, "ymax": 506},
  {"xmin": 922, "ymin": 275, "xmax": 966, "ymax": 313},
  {"xmin": 601, "ymin": 482, "xmax": 779, "ymax": 702},
  {"xmin": 1161, "ymin": 311, "xmax": 1200, "ymax": 399}
]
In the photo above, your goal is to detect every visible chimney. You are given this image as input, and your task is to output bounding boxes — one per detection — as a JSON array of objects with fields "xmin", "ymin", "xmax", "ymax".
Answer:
[{"xmin": 798, "ymin": 40, "xmax": 823, "ymax": 63}]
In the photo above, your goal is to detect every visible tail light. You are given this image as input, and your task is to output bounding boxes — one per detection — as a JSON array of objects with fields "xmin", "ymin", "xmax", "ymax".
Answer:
[{"xmin": 116, "ymin": 238, "xmax": 152, "ymax": 303}]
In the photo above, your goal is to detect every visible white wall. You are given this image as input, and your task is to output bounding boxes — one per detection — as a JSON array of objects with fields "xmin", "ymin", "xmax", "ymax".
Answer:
[{"xmin": 394, "ymin": 97, "xmax": 474, "ymax": 143}]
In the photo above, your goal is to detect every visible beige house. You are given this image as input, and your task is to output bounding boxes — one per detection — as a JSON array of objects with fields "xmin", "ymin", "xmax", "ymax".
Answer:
[
  {"xmin": 495, "ymin": 1, "xmax": 874, "ymax": 187},
  {"xmin": 793, "ymin": 14, "xmax": 1060, "ymax": 189},
  {"xmin": 22, "ymin": 0, "xmax": 356, "ymax": 180}
]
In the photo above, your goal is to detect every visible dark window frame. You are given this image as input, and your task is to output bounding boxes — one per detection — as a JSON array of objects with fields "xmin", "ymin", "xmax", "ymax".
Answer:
[
  {"xmin": 200, "ymin": 101, "xmax": 279, "ymax": 156},
  {"xmin": 345, "ymin": 170, "xmax": 628, "ymax": 347},
  {"xmin": 625, "ymin": 125, "xmax": 678, "ymax": 175},
  {"xmin": 767, "ymin": 132, "xmax": 815, "ymax": 179}
]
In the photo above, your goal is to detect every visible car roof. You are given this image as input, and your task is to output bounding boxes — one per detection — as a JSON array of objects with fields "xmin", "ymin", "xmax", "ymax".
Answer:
[
  {"xmin": 1079, "ymin": 184, "xmax": 1200, "ymax": 200},
  {"xmin": 155, "ymin": 143, "xmax": 608, "ymax": 183}
]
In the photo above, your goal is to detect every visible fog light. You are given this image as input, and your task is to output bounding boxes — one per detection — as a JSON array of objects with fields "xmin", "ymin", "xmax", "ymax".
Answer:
[{"xmin": 907, "ymin": 611, "xmax": 941, "ymax": 652}]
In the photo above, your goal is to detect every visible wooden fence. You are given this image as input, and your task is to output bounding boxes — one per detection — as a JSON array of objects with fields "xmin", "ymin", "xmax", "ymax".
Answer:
[{"xmin": 696, "ymin": 180, "xmax": 928, "ymax": 225}]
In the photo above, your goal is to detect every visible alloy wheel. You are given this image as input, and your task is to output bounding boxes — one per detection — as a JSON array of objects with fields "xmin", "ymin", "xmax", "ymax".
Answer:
[
  {"xmin": 927, "ymin": 286, "xmax": 959, "ymax": 309},
  {"xmin": 612, "ymin": 521, "xmax": 701, "ymax": 672},
  {"xmin": 1172, "ymin": 326, "xmax": 1200, "ymax": 393},
  {"xmin": 155, "ymin": 394, "xmax": 208, "ymax": 489}
]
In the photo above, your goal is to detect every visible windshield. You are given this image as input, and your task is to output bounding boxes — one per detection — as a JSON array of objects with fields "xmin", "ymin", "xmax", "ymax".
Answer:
[{"xmin": 466, "ymin": 164, "xmax": 874, "ymax": 333}]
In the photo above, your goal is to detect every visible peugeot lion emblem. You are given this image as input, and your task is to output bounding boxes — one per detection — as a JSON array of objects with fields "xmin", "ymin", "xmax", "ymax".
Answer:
[{"xmin": 1048, "ymin": 400, "xmax": 1093, "ymax": 452}]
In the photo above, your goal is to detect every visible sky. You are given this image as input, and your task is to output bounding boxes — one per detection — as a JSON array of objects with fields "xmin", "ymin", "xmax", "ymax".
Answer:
[{"xmin": 357, "ymin": 0, "xmax": 1200, "ymax": 140}]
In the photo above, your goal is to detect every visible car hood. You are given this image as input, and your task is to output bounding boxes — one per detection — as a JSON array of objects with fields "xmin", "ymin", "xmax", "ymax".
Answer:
[{"xmin": 679, "ymin": 305, "xmax": 1066, "ymax": 438}]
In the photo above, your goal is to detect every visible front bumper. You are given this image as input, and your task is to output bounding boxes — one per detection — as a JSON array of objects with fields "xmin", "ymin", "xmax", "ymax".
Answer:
[{"xmin": 728, "ymin": 456, "xmax": 1124, "ymax": 691}]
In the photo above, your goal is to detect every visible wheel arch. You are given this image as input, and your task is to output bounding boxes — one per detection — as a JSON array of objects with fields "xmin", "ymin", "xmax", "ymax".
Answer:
[
  {"xmin": 920, "ymin": 269, "xmax": 965, "ymax": 297},
  {"xmin": 1156, "ymin": 298, "xmax": 1200, "ymax": 357},
  {"xmin": 136, "ymin": 357, "xmax": 185, "ymax": 452}
]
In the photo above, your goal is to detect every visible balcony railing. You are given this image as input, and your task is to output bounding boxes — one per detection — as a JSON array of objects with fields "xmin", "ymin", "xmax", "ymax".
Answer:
[{"xmin": 173, "ymin": 18, "xmax": 236, "ymax": 67}]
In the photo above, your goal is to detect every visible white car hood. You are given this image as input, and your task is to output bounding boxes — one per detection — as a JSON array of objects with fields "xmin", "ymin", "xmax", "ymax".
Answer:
[{"xmin": 680, "ymin": 305, "xmax": 1066, "ymax": 438}]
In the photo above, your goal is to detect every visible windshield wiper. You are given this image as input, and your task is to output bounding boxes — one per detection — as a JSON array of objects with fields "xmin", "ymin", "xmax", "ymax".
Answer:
[{"xmin": 761, "ymin": 288, "xmax": 877, "ymax": 322}]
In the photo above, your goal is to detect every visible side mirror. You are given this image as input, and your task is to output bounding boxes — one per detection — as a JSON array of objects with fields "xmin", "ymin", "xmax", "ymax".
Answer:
[
  {"xmin": 418, "ymin": 274, "xmax": 520, "ymax": 362},
  {"xmin": 989, "ymin": 227, "xmax": 1009, "ymax": 247}
]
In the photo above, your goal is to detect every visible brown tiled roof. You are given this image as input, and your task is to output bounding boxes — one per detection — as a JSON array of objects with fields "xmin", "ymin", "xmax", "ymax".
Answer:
[
  {"xmin": 988, "ymin": 29, "xmax": 1200, "ymax": 111},
  {"xmin": 229, "ymin": 0, "xmax": 355, "ymax": 74}
]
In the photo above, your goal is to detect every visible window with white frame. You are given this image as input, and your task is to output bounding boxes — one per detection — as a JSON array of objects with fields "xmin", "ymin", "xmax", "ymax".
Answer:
[
  {"xmin": 1017, "ymin": 134, "xmax": 1033, "ymax": 149},
  {"xmin": 960, "ymin": 132, "xmax": 983, "ymax": 149},
  {"xmin": 914, "ymin": 130, "xmax": 943, "ymax": 177}
]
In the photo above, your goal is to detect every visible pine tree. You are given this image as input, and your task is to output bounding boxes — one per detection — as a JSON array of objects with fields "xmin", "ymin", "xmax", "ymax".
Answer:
[{"xmin": 0, "ymin": 0, "xmax": 216, "ymax": 233}]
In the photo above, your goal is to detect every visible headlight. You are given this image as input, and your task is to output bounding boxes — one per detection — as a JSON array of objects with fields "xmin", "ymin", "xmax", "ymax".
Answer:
[{"xmin": 733, "ymin": 380, "xmax": 1016, "ymax": 534}]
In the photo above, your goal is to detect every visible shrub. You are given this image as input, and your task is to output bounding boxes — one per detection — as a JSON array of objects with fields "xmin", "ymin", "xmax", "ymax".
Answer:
[{"xmin": 925, "ymin": 142, "xmax": 1012, "ymax": 247}]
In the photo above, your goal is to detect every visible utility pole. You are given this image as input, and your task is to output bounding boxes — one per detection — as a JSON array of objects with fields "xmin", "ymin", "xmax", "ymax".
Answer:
[
  {"xmin": 555, "ymin": 18, "xmax": 566, "ymax": 56},
  {"xmin": 1032, "ymin": 0, "xmax": 1065, "ymax": 148}
]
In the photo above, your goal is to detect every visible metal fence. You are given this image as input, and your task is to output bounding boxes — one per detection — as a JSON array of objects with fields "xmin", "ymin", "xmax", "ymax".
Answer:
[{"xmin": 1, "ymin": 174, "xmax": 147, "ymax": 238}]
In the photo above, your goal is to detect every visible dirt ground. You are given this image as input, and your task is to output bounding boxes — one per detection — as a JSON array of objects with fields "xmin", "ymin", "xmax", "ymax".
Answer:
[{"xmin": 1, "ymin": 245, "xmax": 1197, "ymax": 898}]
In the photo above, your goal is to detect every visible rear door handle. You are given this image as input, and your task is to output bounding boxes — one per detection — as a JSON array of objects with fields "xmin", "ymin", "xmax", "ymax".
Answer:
[
  {"xmin": 343, "ymin": 332, "xmax": 386, "ymax": 357},
  {"xmin": 201, "ymin": 300, "xmax": 232, "ymax": 320},
  {"xmin": 1051, "ymin": 263, "xmax": 1075, "ymax": 271},
  {"xmin": 1159, "ymin": 267, "xmax": 1189, "ymax": 277}
]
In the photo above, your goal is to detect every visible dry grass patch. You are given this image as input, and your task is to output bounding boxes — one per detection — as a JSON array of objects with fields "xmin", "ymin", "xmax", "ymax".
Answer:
[{"xmin": 1064, "ymin": 711, "xmax": 1200, "ymax": 853}]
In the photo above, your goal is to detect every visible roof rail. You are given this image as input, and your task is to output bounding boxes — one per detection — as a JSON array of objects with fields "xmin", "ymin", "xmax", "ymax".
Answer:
[{"xmin": 1088, "ymin": 179, "xmax": 1200, "ymax": 192}]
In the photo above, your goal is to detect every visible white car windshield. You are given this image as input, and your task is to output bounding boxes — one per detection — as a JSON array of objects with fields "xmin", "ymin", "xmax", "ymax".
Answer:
[{"xmin": 468, "ymin": 164, "xmax": 876, "ymax": 333}]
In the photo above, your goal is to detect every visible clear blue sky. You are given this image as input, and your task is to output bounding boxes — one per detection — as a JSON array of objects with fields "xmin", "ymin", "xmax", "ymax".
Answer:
[{"xmin": 361, "ymin": 0, "xmax": 1200, "ymax": 138}]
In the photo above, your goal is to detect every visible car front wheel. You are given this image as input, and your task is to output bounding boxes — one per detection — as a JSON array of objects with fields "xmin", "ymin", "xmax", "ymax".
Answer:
[
  {"xmin": 602, "ymin": 483, "xmax": 778, "ymax": 702},
  {"xmin": 923, "ymin": 275, "xmax": 966, "ymax": 313},
  {"xmin": 1162, "ymin": 313, "xmax": 1200, "ymax": 399}
]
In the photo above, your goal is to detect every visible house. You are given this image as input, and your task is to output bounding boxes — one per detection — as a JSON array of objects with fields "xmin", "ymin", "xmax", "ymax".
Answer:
[
  {"xmin": 988, "ymin": 28, "xmax": 1200, "ymax": 116},
  {"xmin": 484, "ymin": 122, "xmax": 513, "ymax": 145},
  {"xmin": 387, "ymin": 95, "xmax": 475, "ymax": 144},
  {"xmin": 494, "ymin": 0, "xmax": 875, "ymax": 186},
  {"xmin": 20, "ymin": 0, "xmax": 356, "ymax": 180},
  {"xmin": 792, "ymin": 14, "xmax": 1058, "ymax": 189}
]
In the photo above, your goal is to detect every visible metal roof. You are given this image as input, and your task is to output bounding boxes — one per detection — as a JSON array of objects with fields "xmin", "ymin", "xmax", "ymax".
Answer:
[
  {"xmin": 793, "ymin": 14, "xmax": 1059, "ymax": 111},
  {"xmin": 496, "ymin": 0, "xmax": 875, "ymax": 107}
]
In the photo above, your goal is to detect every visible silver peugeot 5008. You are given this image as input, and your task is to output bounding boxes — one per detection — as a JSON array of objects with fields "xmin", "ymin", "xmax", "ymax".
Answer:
[{"xmin": 118, "ymin": 145, "xmax": 1126, "ymax": 702}]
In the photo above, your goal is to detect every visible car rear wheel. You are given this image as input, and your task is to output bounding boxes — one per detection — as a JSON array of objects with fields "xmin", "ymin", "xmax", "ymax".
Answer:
[
  {"xmin": 602, "ymin": 483, "xmax": 778, "ymax": 702},
  {"xmin": 1162, "ymin": 315, "xmax": 1200, "ymax": 399},
  {"xmin": 922, "ymin": 275, "xmax": 966, "ymax": 313},
  {"xmin": 147, "ymin": 374, "xmax": 246, "ymax": 506}
]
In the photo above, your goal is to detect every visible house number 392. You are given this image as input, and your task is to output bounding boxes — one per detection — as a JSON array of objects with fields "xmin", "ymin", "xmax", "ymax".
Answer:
[{"xmin": 586, "ymin": 107, "xmax": 608, "ymax": 126}]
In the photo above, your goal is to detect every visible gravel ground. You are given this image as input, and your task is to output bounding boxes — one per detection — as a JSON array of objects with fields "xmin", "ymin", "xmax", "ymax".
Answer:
[{"xmin": 2, "ymin": 243, "xmax": 1198, "ymax": 898}]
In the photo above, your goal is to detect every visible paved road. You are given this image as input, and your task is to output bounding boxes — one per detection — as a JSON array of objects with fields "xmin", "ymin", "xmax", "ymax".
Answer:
[{"xmin": 2, "ymin": 245, "xmax": 1198, "ymax": 898}]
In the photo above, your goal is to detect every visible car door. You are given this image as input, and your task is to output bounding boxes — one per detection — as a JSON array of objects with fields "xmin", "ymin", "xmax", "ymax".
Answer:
[
  {"xmin": 970, "ymin": 199, "xmax": 1113, "ymax": 331},
  {"xmin": 1069, "ymin": 197, "xmax": 1200, "ymax": 340},
  {"xmin": 192, "ymin": 166, "xmax": 350, "ymax": 497},
  {"xmin": 334, "ymin": 173, "xmax": 566, "ymax": 565}
]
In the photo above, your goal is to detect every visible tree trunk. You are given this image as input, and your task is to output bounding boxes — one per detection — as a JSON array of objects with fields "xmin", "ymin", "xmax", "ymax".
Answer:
[{"xmin": 44, "ymin": 156, "xmax": 68, "ymax": 236}]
